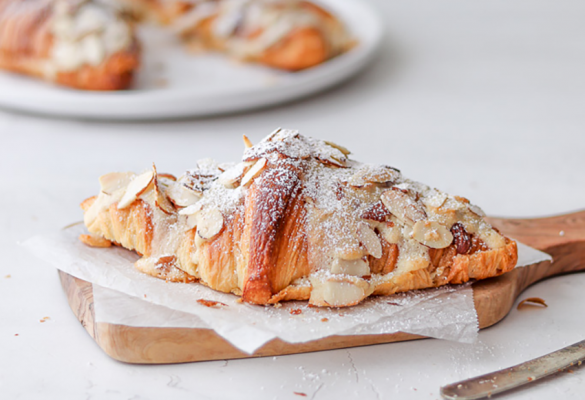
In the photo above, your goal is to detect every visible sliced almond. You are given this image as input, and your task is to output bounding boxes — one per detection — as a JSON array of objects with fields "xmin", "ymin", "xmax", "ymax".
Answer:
[
  {"xmin": 422, "ymin": 190, "xmax": 448, "ymax": 209},
  {"xmin": 360, "ymin": 201, "xmax": 390, "ymax": 222},
  {"xmin": 99, "ymin": 172, "xmax": 135, "ymax": 195},
  {"xmin": 196, "ymin": 207, "xmax": 224, "ymax": 240},
  {"xmin": 316, "ymin": 156, "xmax": 345, "ymax": 168},
  {"xmin": 478, "ymin": 226, "xmax": 506, "ymax": 249},
  {"xmin": 411, "ymin": 220, "xmax": 453, "ymax": 249},
  {"xmin": 357, "ymin": 222, "xmax": 382, "ymax": 258},
  {"xmin": 151, "ymin": 164, "xmax": 176, "ymax": 215},
  {"xmin": 330, "ymin": 258, "xmax": 370, "ymax": 276},
  {"xmin": 179, "ymin": 202, "xmax": 204, "ymax": 216},
  {"xmin": 309, "ymin": 274, "xmax": 372, "ymax": 307},
  {"xmin": 381, "ymin": 188, "xmax": 426, "ymax": 226},
  {"xmin": 379, "ymin": 221, "xmax": 401, "ymax": 244},
  {"xmin": 395, "ymin": 239, "xmax": 430, "ymax": 273},
  {"xmin": 118, "ymin": 170, "xmax": 154, "ymax": 209},
  {"xmin": 349, "ymin": 165, "xmax": 400, "ymax": 187},
  {"xmin": 517, "ymin": 297, "xmax": 548, "ymax": 309},
  {"xmin": 79, "ymin": 234, "xmax": 112, "ymax": 248},
  {"xmin": 158, "ymin": 173, "xmax": 176, "ymax": 181},
  {"xmin": 166, "ymin": 182, "xmax": 201, "ymax": 208},
  {"xmin": 155, "ymin": 182, "xmax": 175, "ymax": 215},
  {"xmin": 241, "ymin": 157, "xmax": 267, "ymax": 187},
  {"xmin": 324, "ymin": 140, "xmax": 351, "ymax": 156},
  {"xmin": 243, "ymin": 135, "xmax": 253, "ymax": 149},
  {"xmin": 179, "ymin": 202, "xmax": 204, "ymax": 230},
  {"xmin": 217, "ymin": 163, "xmax": 245, "ymax": 189},
  {"xmin": 468, "ymin": 203, "xmax": 486, "ymax": 217}
]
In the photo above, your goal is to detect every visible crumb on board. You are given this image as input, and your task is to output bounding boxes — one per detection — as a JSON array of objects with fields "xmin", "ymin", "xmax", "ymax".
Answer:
[
  {"xmin": 39, "ymin": 317, "xmax": 50, "ymax": 323},
  {"xmin": 79, "ymin": 234, "xmax": 112, "ymax": 248},
  {"xmin": 290, "ymin": 309, "xmax": 302, "ymax": 315},
  {"xmin": 294, "ymin": 392, "xmax": 307, "ymax": 397},
  {"xmin": 197, "ymin": 299, "xmax": 227, "ymax": 308}
]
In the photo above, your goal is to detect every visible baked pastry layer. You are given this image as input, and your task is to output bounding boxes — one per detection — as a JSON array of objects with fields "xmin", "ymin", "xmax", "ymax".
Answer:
[{"xmin": 81, "ymin": 129, "xmax": 518, "ymax": 307}]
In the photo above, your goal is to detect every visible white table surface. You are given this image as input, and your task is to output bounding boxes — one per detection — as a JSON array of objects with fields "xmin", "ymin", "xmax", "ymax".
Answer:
[{"xmin": 1, "ymin": 0, "xmax": 584, "ymax": 399}]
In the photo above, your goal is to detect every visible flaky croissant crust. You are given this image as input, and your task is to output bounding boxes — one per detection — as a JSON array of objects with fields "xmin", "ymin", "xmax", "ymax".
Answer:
[{"xmin": 81, "ymin": 130, "xmax": 518, "ymax": 307}]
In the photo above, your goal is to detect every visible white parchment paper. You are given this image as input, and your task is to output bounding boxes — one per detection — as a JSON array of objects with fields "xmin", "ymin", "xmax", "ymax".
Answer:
[{"xmin": 23, "ymin": 224, "xmax": 551, "ymax": 354}]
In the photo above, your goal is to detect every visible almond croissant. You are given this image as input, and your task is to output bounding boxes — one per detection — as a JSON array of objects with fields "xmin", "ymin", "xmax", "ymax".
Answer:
[
  {"xmin": 81, "ymin": 129, "xmax": 518, "ymax": 307},
  {"xmin": 0, "ymin": 0, "xmax": 140, "ymax": 90},
  {"xmin": 119, "ymin": 0, "xmax": 354, "ymax": 71}
]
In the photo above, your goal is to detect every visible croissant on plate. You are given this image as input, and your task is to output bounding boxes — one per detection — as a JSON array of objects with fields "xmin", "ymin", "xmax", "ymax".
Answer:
[
  {"xmin": 0, "ymin": 0, "xmax": 352, "ymax": 89},
  {"xmin": 0, "ymin": 0, "xmax": 140, "ymax": 90},
  {"xmin": 120, "ymin": 0, "xmax": 354, "ymax": 71},
  {"xmin": 80, "ymin": 129, "xmax": 518, "ymax": 307}
]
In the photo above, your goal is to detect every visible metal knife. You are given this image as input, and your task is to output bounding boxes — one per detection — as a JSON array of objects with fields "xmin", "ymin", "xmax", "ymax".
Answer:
[{"xmin": 440, "ymin": 339, "xmax": 585, "ymax": 399}]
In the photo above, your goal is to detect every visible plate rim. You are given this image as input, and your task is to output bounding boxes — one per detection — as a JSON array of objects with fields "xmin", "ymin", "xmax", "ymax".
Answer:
[{"xmin": 0, "ymin": 0, "xmax": 383, "ymax": 120}]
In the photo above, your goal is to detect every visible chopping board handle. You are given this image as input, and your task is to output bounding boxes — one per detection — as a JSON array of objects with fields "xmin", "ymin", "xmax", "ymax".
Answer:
[
  {"xmin": 487, "ymin": 209, "xmax": 585, "ymax": 254},
  {"xmin": 472, "ymin": 211, "xmax": 585, "ymax": 329}
]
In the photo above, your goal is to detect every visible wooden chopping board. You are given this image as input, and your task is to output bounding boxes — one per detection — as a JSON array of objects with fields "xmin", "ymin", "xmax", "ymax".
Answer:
[{"xmin": 59, "ymin": 211, "xmax": 585, "ymax": 364}]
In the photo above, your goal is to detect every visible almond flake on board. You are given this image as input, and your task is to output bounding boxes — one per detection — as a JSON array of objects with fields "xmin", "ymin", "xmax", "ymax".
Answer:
[{"xmin": 517, "ymin": 297, "xmax": 548, "ymax": 310}]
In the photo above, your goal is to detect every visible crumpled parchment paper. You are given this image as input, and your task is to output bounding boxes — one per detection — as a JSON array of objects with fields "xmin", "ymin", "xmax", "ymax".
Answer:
[{"xmin": 23, "ymin": 225, "xmax": 551, "ymax": 354}]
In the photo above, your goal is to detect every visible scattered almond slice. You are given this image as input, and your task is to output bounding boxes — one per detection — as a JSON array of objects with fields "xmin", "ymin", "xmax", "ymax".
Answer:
[
  {"xmin": 152, "ymin": 164, "xmax": 176, "ymax": 215},
  {"xmin": 517, "ymin": 297, "xmax": 548, "ymax": 310},
  {"xmin": 324, "ymin": 140, "xmax": 350, "ymax": 156},
  {"xmin": 158, "ymin": 173, "xmax": 176, "ymax": 181},
  {"xmin": 241, "ymin": 157, "xmax": 267, "ymax": 186},
  {"xmin": 243, "ymin": 135, "xmax": 253, "ymax": 149},
  {"xmin": 118, "ymin": 170, "xmax": 154, "ymax": 209},
  {"xmin": 217, "ymin": 163, "xmax": 245, "ymax": 189},
  {"xmin": 411, "ymin": 220, "xmax": 453, "ymax": 249},
  {"xmin": 309, "ymin": 274, "xmax": 373, "ymax": 307},
  {"xmin": 155, "ymin": 185, "xmax": 175, "ymax": 215},
  {"xmin": 99, "ymin": 172, "xmax": 135, "ymax": 195},
  {"xmin": 165, "ymin": 182, "xmax": 201, "ymax": 208},
  {"xmin": 79, "ymin": 234, "xmax": 112, "ymax": 248},
  {"xmin": 197, "ymin": 207, "xmax": 224, "ymax": 240},
  {"xmin": 179, "ymin": 202, "xmax": 204, "ymax": 216},
  {"xmin": 379, "ymin": 221, "xmax": 401, "ymax": 244},
  {"xmin": 381, "ymin": 188, "xmax": 426, "ymax": 226},
  {"xmin": 349, "ymin": 165, "xmax": 400, "ymax": 187},
  {"xmin": 179, "ymin": 202, "xmax": 204, "ymax": 229},
  {"xmin": 357, "ymin": 222, "xmax": 382, "ymax": 258},
  {"xmin": 316, "ymin": 156, "xmax": 345, "ymax": 168},
  {"xmin": 422, "ymin": 190, "xmax": 448, "ymax": 209},
  {"xmin": 330, "ymin": 257, "xmax": 370, "ymax": 276},
  {"xmin": 469, "ymin": 203, "xmax": 486, "ymax": 217}
]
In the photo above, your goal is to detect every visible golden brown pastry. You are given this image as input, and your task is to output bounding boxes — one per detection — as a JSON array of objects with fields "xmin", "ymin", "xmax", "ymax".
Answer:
[
  {"xmin": 81, "ymin": 130, "xmax": 518, "ymax": 307},
  {"xmin": 120, "ymin": 0, "xmax": 354, "ymax": 71},
  {"xmin": 0, "ymin": 0, "xmax": 140, "ymax": 90}
]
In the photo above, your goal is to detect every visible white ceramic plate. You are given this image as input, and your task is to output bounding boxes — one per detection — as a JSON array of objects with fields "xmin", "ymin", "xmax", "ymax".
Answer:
[{"xmin": 0, "ymin": 0, "xmax": 382, "ymax": 120}]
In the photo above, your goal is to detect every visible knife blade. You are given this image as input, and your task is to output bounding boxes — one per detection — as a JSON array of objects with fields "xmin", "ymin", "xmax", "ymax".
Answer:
[{"xmin": 440, "ymin": 339, "xmax": 585, "ymax": 400}]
